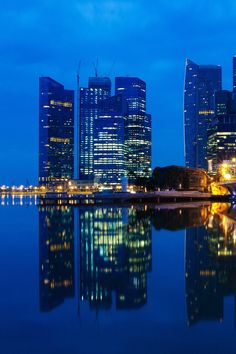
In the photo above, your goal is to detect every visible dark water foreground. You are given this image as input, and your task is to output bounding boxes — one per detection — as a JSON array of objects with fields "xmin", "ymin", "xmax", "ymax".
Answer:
[{"xmin": 1, "ymin": 197, "xmax": 236, "ymax": 354}]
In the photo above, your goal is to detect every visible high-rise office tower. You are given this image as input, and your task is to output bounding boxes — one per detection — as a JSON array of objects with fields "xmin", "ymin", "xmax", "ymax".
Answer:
[
  {"xmin": 115, "ymin": 77, "xmax": 152, "ymax": 182},
  {"xmin": 39, "ymin": 77, "xmax": 74, "ymax": 185},
  {"xmin": 208, "ymin": 57, "xmax": 236, "ymax": 174},
  {"xmin": 207, "ymin": 90, "xmax": 236, "ymax": 174},
  {"xmin": 79, "ymin": 77, "xmax": 111, "ymax": 180},
  {"xmin": 93, "ymin": 94, "xmax": 126, "ymax": 185},
  {"xmin": 184, "ymin": 59, "xmax": 222, "ymax": 169},
  {"xmin": 233, "ymin": 56, "xmax": 236, "ymax": 93}
]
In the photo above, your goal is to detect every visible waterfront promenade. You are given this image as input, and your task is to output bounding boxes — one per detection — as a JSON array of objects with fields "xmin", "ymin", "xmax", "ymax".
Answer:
[{"xmin": 38, "ymin": 190, "xmax": 228, "ymax": 206}]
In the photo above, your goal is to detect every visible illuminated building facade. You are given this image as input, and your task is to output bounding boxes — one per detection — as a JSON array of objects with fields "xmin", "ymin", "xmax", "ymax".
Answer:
[
  {"xmin": 93, "ymin": 94, "xmax": 126, "ymax": 185},
  {"xmin": 233, "ymin": 56, "xmax": 236, "ymax": 93},
  {"xmin": 79, "ymin": 77, "xmax": 111, "ymax": 180},
  {"xmin": 208, "ymin": 62, "xmax": 236, "ymax": 174},
  {"xmin": 184, "ymin": 59, "xmax": 222, "ymax": 169},
  {"xmin": 39, "ymin": 206, "xmax": 75, "ymax": 311},
  {"xmin": 39, "ymin": 77, "xmax": 74, "ymax": 185},
  {"xmin": 79, "ymin": 207, "xmax": 152, "ymax": 311},
  {"xmin": 115, "ymin": 77, "xmax": 152, "ymax": 182}
]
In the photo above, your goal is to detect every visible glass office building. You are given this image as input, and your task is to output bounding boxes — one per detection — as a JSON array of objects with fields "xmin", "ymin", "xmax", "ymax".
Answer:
[
  {"xmin": 39, "ymin": 77, "xmax": 74, "ymax": 185},
  {"xmin": 208, "ymin": 90, "xmax": 236, "ymax": 174},
  {"xmin": 233, "ymin": 56, "xmax": 236, "ymax": 93},
  {"xmin": 79, "ymin": 77, "xmax": 111, "ymax": 180},
  {"xmin": 93, "ymin": 94, "xmax": 126, "ymax": 185},
  {"xmin": 115, "ymin": 77, "xmax": 152, "ymax": 182},
  {"xmin": 207, "ymin": 57, "xmax": 236, "ymax": 174},
  {"xmin": 184, "ymin": 59, "xmax": 222, "ymax": 169}
]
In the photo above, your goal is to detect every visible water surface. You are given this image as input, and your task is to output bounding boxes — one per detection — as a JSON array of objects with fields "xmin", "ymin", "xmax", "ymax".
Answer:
[{"xmin": 0, "ymin": 198, "xmax": 236, "ymax": 354}]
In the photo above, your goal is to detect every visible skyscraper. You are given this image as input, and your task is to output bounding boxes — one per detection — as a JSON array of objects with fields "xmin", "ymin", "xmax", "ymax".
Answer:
[
  {"xmin": 39, "ymin": 77, "xmax": 74, "ymax": 185},
  {"xmin": 184, "ymin": 59, "xmax": 222, "ymax": 169},
  {"xmin": 207, "ymin": 57, "xmax": 236, "ymax": 174},
  {"xmin": 79, "ymin": 77, "xmax": 111, "ymax": 180},
  {"xmin": 93, "ymin": 94, "xmax": 126, "ymax": 185},
  {"xmin": 115, "ymin": 77, "xmax": 152, "ymax": 182},
  {"xmin": 207, "ymin": 90, "xmax": 236, "ymax": 174},
  {"xmin": 233, "ymin": 56, "xmax": 236, "ymax": 93}
]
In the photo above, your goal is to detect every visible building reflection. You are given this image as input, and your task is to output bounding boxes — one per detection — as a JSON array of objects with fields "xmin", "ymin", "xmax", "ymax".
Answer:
[
  {"xmin": 38, "ymin": 201, "xmax": 236, "ymax": 321},
  {"xmin": 79, "ymin": 207, "xmax": 152, "ymax": 311},
  {"xmin": 39, "ymin": 206, "xmax": 75, "ymax": 311},
  {"xmin": 185, "ymin": 203, "xmax": 236, "ymax": 326},
  {"xmin": 151, "ymin": 204, "xmax": 210, "ymax": 231}
]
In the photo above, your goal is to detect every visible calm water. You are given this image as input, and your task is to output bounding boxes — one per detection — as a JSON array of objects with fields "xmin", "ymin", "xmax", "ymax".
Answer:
[{"xmin": 1, "ymin": 197, "xmax": 236, "ymax": 353}]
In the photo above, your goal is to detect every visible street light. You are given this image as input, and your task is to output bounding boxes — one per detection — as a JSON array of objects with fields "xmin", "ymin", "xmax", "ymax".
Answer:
[{"xmin": 224, "ymin": 173, "xmax": 232, "ymax": 180}]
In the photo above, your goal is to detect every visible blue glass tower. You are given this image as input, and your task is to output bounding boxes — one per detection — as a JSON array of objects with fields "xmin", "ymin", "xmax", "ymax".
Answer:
[
  {"xmin": 184, "ymin": 59, "xmax": 222, "ymax": 169},
  {"xmin": 79, "ymin": 77, "xmax": 111, "ymax": 180},
  {"xmin": 39, "ymin": 77, "xmax": 74, "ymax": 185},
  {"xmin": 233, "ymin": 56, "xmax": 236, "ymax": 93},
  {"xmin": 93, "ymin": 94, "xmax": 126, "ymax": 185},
  {"xmin": 115, "ymin": 77, "xmax": 152, "ymax": 182}
]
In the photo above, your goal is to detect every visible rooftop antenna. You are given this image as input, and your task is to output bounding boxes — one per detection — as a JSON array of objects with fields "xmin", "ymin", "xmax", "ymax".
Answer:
[{"xmin": 93, "ymin": 58, "xmax": 99, "ymax": 77}]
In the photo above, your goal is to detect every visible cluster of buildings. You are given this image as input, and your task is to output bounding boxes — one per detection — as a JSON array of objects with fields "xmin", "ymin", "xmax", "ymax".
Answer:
[
  {"xmin": 184, "ymin": 56, "xmax": 236, "ymax": 177},
  {"xmin": 38, "ymin": 55, "xmax": 236, "ymax": 191},
  {"xmin": 39, "ymin": 75, "xmax": 152, "ymax": 187}
]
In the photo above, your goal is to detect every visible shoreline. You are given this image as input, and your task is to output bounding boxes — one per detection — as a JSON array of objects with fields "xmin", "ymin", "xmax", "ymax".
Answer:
[
  {"xmin": 0, "ymin": 191, "xmax": 230, "ymax": 207},
  {"xmin": 38, "ymin": 191, "xmax": 229, "ymax": 206}
]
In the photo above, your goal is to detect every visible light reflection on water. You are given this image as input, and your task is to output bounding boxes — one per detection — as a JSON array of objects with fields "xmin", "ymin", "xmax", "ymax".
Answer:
[
  {"xmin": 38, "ymin": 202, "xmax": 236, "ymax": 319},
  {"xmin": 1, "ymin": 200, "xmax": 236, "ymax": 353}
]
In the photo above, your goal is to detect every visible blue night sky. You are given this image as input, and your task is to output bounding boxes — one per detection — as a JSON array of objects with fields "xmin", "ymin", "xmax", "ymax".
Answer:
[{"xmin": 0, "ymin": 0, "xmax": 236, "ymax": 184}]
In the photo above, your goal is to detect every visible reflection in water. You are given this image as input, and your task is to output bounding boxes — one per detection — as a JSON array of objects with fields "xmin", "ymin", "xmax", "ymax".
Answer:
[
  {"xmin": 186, "ymin": 203, "xmax": 236, "ymax": 326},
  {"xmin": 151, "ymin": 205, "xmax": 209, "ymax": 231},
  {"xmin": 38, "ymin": 202, "xmax": 236, "ymax": 327},
  {"xmin": 39, "ymin": 206, "xmax": 75, "ymax": 311},
  {"xmin": 79, "ymin": 207, "xmax": 152, "ymax": 310}
]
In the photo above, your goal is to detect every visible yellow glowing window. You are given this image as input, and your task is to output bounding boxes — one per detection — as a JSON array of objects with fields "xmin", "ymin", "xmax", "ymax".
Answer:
[
  {"xmin": 50, "ymin": 137, "xmax": 70, "ymax": 143},
  {"xmin": 50, "ymin": 100, "xmax": 72, "ymax": 108},
  {"xmin": 198, "ymin": 110, "xmax": 214, "ymax": 115}
]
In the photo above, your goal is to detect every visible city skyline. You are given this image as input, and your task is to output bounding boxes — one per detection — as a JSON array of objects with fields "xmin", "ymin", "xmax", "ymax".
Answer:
[
  {"xmin": 2, "ymin": 2, "xmax": 236, "ymax": 353},
  {"xmin": 38, "ymin": 56, "xmax": 236, "ymax": 187},
  {"xmin": 4, "ymin": 58, "xmax": 236, "ymax": 187},
  {"xmin": 1, "ymin": 1, "xmax": 236, "ymax": 184}
]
